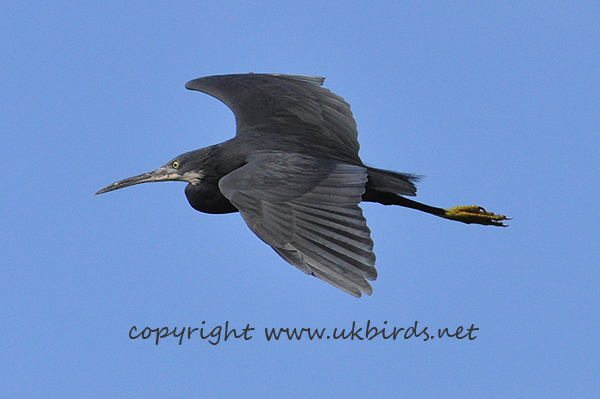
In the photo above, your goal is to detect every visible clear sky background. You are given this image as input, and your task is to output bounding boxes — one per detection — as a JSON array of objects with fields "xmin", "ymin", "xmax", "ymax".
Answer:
[{"xmin": 2, "ymin": 1, "xmax": 599, "ymax": 397}]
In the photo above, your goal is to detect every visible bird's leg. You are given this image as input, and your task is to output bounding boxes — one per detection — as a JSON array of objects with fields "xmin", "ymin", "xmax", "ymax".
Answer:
[
  {"xmin": 385, "ymin": 196, "xmax": 509, "ymax": 227},
  {"xmin": 441, "ymin": 205, "xmax": 509, "ymax": 226}
]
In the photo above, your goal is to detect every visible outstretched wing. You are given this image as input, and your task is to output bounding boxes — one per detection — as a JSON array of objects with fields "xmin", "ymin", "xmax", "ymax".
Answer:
[
  {"xmin": 219, "ymin": 152, "xmax": 377, "ymax": 297},
  {"xmin": 185, "ymin": 73, "xmax": 361, "ymax": 158}
]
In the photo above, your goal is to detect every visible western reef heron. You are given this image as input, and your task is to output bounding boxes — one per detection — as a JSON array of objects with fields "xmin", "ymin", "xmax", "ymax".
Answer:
[{"xmin": 96, "ymin": 73, "xmax": 507, "ymax": 297}]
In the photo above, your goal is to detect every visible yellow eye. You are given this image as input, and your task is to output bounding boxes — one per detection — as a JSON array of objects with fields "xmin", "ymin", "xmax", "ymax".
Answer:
[{"xmin": 172, "ymin": 161, "xmax": 180, "ymax": 169}]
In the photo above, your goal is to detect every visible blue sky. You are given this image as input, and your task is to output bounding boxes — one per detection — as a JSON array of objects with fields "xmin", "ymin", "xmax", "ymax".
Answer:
[{"xmin": 1, "ymin": 1, "xmax": 598, "ymax": 397}]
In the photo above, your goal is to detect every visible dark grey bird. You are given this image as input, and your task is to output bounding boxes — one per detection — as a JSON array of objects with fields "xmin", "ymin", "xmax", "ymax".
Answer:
[{"xmin": 96, "ymin": 73, "xmax": 507, "ymax": 297}]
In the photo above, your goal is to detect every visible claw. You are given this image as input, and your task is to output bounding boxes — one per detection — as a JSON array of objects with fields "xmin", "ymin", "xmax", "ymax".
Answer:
[{"xmin": 443, "ymin": 205, "xmax": 510, "ymax": 226}]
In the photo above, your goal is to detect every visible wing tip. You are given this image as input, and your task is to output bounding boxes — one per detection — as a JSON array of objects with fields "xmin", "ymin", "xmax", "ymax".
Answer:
[
  {"xmin": 185, "ymin": 73, "xmax": 326, "ymax": 92},
  {"xmin": 185, "ymin": 78, "xmax": 202, "ymax": 91}
]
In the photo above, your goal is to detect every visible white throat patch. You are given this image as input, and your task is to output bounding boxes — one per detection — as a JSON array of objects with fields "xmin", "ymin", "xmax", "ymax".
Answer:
[{"xmin": 181, "ymin": 170, "xmax": 205, "ymax": 185}]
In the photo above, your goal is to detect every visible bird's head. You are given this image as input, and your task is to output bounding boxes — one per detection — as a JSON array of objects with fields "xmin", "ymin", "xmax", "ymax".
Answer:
[{"xmin": 95, "ymin": 149, "xmax": 209, "ymax": 195}]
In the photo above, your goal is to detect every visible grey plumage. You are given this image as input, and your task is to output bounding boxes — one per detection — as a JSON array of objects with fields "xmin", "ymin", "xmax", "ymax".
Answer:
[{"xmin": 96, "ymin": 73, "xmax": 508, "ymax": 298}]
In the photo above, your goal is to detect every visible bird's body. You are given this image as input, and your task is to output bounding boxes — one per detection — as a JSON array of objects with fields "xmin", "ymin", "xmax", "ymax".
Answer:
[{"xmin": 97, "ymin": 73, "xmax": 507, "ymax": 297}]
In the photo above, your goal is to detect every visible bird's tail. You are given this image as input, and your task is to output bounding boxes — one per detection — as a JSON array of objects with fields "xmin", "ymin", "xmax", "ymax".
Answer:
[{"xmin": 364, "ymin": 167, "xmax": 420, "ymax": 197}]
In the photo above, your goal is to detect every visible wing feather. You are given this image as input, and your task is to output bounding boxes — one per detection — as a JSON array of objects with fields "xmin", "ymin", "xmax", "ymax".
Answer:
[
  {"xmin": 218, "ymin": 152, "xmax": 377, "ymax": 297},
  {"xmin": 185, "ymin": 73, "xmax": 360, "ymax": 157}
]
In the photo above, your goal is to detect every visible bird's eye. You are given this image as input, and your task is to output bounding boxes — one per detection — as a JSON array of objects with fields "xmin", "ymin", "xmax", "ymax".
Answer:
[{"xmin": 172, "ymin": 161, "xmax": 180, "ymax": 169}]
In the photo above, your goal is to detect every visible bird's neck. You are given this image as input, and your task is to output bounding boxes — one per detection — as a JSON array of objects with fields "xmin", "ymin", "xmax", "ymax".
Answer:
[{"xmin": 185, "ymin": 181, "xmax": 238, "ymax": 214}]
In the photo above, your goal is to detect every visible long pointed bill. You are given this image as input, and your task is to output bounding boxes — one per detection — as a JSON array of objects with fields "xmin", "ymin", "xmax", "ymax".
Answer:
[{"xmin": 95, "ymin": 166, "xmax": 180, "ymax": 195}]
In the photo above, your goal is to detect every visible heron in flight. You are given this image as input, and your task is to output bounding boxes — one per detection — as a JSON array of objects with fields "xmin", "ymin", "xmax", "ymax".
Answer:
[{"xmin": 97, "ymin": 73, "xmax": 507, "ymax": 297}]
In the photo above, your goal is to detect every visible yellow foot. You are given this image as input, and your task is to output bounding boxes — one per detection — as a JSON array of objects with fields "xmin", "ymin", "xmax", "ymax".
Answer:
[{"xmin": 443, "ymin": 205, "xmax": 510, "ymax": 226}]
